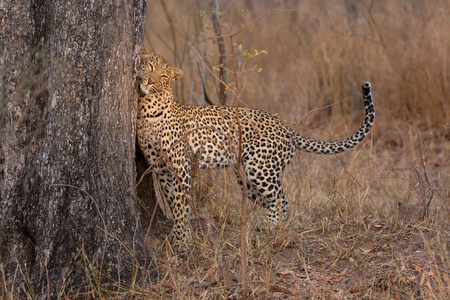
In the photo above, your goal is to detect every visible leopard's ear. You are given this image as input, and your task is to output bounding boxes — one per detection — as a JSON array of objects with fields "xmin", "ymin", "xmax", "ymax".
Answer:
[
  {"xmin": 172, "ymin": 67, "xmax": 183, "ymax": 80},
  {"xmin": 141, "ymin": 46, "xmax": 154, "ymax": 58}
]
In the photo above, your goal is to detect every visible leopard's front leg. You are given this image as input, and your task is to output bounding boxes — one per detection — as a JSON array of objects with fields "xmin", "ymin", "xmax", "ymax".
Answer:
[{"xmin": 163, "ymin": 142, "xmax": 192, "ymax": 248}]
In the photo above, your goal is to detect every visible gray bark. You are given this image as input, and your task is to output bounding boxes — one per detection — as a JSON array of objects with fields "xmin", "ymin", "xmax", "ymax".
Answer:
[{"xmin": 0, "ymin": 0, "xmax": 150, "ymax": 297}]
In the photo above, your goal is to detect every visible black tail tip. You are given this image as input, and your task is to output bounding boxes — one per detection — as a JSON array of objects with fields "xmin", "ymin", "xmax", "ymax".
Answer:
[{"xmin": 362, "ymin": 82, "xmax": 371, "ymax": 94}]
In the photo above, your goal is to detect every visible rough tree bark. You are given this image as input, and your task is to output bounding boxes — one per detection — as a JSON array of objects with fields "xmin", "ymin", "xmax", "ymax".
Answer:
[{"xmin": 0, "ymin": 0, "xmax": 151, "ymax": 297}]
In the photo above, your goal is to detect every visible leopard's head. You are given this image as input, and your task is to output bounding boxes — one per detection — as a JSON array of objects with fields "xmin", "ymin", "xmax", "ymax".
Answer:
[{"xmin": 139, "ymin": 47, "xmax": 183, "ymax": 94}]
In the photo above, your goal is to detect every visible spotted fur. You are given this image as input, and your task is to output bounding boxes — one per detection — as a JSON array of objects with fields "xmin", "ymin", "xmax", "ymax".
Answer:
[{"xmin": 137, "ymin": 48, "xmax": 375, "ymax": 246}]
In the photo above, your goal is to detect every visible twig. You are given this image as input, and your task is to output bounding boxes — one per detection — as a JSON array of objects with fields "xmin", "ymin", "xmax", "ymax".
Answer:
[
  {"xmin": 229, "ymin": 33, "xmax": 248, "ymax": 289},
  {"xmin": 411, "ymin": 123, "xmax": 434, "ymax": 219},
  {"xmin": 365, "ymin": 0, "xmax": 394, "ymax": 70},
  {"xmin": 209, "ymin": 0, "xmax": 227, "ymax": 105},
  {"xmin": 219, "ymin": 3, "xmax": 280, "ymax": 39},
  {"xmin": 197, "ymin": 61, "xmax": 214, "ymax": 105}
]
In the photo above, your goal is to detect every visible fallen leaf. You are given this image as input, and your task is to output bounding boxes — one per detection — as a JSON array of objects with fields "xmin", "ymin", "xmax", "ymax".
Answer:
[
  {"xmin": 411, "ymin": 263, "xmax": 422, "ymax": 271},
  {"xmin": 362, "ymin": 248, "xmax": 372, "ymax": 254},
  {"xmin": 272, "ymin": 242, "xmax": 282, "ymax": 250},
  {"xmin": 350, "ymin": 287, "xmax": 358, "ymax": 294},
  {"xmin": 278, "ymin": 269, "xmax": 291, "ymax": 276},
  {"xmin": 374, "ymin": 224, "xmax": 387, "ymax": 229},
  {"xmin": 270, "ymin": 285, "xmax": 287, "ymax": 293}
]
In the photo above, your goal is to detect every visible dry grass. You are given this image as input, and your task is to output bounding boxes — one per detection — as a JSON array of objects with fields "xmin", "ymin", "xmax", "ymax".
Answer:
[
  {"xmin": 139, "ymin": 130, "xmax": 449, "ymax": 299},
  {"xmin": 2, "ymin": 0, "xmax": 448, "ymax": 298}
]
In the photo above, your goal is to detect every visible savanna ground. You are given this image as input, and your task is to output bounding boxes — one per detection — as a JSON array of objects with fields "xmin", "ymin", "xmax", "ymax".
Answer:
[{"xmin": 3, "ymin": 0, "xmax": 448, "ymax": 299}]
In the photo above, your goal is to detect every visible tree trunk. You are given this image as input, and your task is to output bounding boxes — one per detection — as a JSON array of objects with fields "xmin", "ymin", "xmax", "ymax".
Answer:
[{"xmin": 0, "ymin": 0, "xmax": 151, "ymax": 297}]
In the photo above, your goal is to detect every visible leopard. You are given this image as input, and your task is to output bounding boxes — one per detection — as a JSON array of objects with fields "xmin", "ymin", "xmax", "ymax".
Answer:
[{"xmin": 136, "ymin": 47, "xmax": 375, "ymax": 247}]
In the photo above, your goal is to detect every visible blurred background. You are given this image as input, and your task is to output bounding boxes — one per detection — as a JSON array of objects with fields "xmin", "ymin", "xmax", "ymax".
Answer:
[{"xmin": 145, "ymin": 0, "xmax": 448, "ymax": 146}]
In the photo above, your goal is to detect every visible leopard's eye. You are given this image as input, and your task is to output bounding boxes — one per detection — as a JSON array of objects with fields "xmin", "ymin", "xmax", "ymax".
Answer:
[
  {"xmin": 148, "ymin": 63, "xmax": 154, "ymax": 72},
  {"xmin": 160, "ymin": 74, "xmax": 169, "ymax": 81}
]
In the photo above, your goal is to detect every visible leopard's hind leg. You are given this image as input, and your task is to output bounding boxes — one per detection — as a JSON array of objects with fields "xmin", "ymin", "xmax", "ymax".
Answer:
[
  {"xmin": 236, "ymin": 174, "xmax": 269, "ymax": 209},
  {"xmin": 241, "ymin": 147, "xmax": 288, "ymax": 225}
]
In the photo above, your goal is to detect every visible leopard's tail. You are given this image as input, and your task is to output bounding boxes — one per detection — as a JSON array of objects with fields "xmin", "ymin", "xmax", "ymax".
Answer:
[{"xmin": 291, "ymin": 82, "xmax": 375, "ymax": 154}]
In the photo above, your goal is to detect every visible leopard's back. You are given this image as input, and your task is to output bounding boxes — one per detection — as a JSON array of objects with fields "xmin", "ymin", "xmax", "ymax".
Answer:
[{"xmin": 177, "ymin": 103, "xmax": 294, "ymax": 169}]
